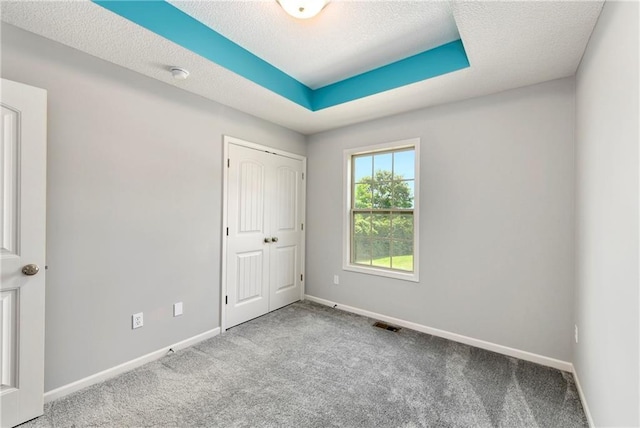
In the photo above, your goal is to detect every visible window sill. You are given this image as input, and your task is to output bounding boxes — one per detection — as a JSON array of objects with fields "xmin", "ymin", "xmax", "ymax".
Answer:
[{"xmin": 343, "ymin": 264, "xmax": 419, "ymax": 283}]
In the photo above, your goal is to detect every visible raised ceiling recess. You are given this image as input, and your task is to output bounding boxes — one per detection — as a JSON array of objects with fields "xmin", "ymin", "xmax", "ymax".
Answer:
[{"xmin": 0, "ymin": 1, "xmax": 603, "ymax": 134}]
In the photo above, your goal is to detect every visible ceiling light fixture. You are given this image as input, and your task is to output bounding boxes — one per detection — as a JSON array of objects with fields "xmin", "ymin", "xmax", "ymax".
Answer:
[
  {"xmin": 169, "ymin": 66, "xmax": 190, "ymax": 80},
  {"xmin": 277, "ymin": 0, "xmax": 329, "ymax": 19}
]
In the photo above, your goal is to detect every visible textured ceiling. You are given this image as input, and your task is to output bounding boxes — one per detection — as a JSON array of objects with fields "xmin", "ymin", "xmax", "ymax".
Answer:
[
  {"xmin": 168, "ymin": 1, "xmax": 460, "ymax": 89},
  {"xmin": 0, "ymin": 1, "xmax": 603, "ymax": 135}
]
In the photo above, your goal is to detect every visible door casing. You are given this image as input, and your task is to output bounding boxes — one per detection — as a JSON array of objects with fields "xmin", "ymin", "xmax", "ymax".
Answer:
[{"xmin": 220, "ymin": 135, "xmax": 306, "ymax": 332}]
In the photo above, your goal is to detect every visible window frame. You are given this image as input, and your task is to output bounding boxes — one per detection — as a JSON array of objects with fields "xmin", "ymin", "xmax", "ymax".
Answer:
[{"xmin": 343, "ymin": 138, "xmax": 420, "ymax": 282}]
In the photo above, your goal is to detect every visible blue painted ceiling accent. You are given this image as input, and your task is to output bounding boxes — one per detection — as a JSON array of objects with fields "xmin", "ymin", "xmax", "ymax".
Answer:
[{"xmin": 93, "ymin": 0, "xmax": 470, "ymax": 111}]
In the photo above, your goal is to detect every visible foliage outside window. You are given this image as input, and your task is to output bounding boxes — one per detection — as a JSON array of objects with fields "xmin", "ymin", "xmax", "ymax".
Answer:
[{"xmin": 345, "ymin": 140, "xmax": 419, "ymax": 281}]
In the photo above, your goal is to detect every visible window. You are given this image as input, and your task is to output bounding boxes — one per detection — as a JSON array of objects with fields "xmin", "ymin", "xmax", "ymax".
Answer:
[{"xmin": 344, "ymin": 139, "xmax": 419, "ymax": 282}]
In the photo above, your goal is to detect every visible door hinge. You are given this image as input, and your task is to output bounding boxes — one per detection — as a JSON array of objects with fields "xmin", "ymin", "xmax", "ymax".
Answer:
[
  {"xmin": 227, "ymin": 158, "xmax": 230, "ymax": 168},
  {"xmin": 225, "ymin": 295, "xmax": 228, "ymax": 305},
  {"xmin": 301, "ymin": 223, "xmax": 304, "ymax": 231},
  {"xmin": 226, "ymin": 227, "xmax": 229, "ymax": 236},
  {"xmin": 302, "ymin": 172, "xmax": 305, "ymax": 180},
  {"xmin": 301, "ymin": 274, "xmax": 303, "ymax": 282}
]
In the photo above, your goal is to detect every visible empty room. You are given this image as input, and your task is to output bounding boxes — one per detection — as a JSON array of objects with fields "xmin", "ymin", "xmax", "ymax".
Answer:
[{"xmin": 0, "ymin": 0, "xmax": 638, "ymax": 427}]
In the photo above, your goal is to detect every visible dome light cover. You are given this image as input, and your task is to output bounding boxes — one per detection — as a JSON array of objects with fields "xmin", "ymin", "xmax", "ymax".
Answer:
[{"xmin": 277, "ymin": 0, "xmax": 329, "ymax": 19}]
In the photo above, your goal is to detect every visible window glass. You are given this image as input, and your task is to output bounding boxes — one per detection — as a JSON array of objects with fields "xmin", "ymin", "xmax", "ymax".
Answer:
[
  {"xmin": 349, "ymin": 145, "xmax": 417, "ymax": 277},
  {"xmin": 393, "ymin": 150, "xmax": 415, "ymax": 180},
  {"xmin": 373, "ymin": 153, "xmax": 392, "ymax": 175},
  {"xmin": 353, "ymin": 155, "xmax": 372, "ymax": 183}
]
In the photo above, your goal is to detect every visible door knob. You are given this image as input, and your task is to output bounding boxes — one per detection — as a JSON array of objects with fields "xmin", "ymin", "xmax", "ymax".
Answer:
[
  {"xmin": 272, "ymin": 237, "xmax": 278, "ymax": 243},
  {"xmin": 264, "ymin": 237, "xmax": 273, "ymax": 243},
  {"xmin": 22, "ymin": 264, "xmax": 40, "ymax": 276}
]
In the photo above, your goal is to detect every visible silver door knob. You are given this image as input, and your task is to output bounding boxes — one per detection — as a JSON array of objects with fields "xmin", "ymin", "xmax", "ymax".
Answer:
[
  {"xmin": 272, "ymin": 237, "xmax": 278, "ymax": 243},
  {"xmin": 22, "ymin": 264, "xmax": 40, "ymax": 276},
  {"xmin": 264, "ymin": 237, "xmax": 272, "ymax": 243}
]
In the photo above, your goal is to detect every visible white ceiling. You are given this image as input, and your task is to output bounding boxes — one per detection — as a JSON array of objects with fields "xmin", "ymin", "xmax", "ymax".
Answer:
[
  {"xmin": 168, "ymin": 1, "xmax": 460, "ymax": 89},
  {"xmin": 0, "ymin": 1, "xmax": 603, "ymax": 135}
]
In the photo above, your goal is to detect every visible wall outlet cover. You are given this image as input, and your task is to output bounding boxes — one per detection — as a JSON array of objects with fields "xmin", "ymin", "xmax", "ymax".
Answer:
[{"xmin": 132, "ymin": 312, "xmax": 143, "ymax": 329}]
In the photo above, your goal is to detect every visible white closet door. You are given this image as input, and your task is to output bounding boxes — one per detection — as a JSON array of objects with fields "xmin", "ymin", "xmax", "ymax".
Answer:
[
  {"xmin": 0, "ymin": 79, "xmax": 47, "ymax": 427},
  {"xmin": 225, "ymin": 144, "xmax": 272, "ymax": 328},
  {"xmin": 269, "ymin": 155, "xmax": 303, "ymax": 311},
  {"xmin": 225, "ymin": 142, "xmax": 304, "ymax": 329}
]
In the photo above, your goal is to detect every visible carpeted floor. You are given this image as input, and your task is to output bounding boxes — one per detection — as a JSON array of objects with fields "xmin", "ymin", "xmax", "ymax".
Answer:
[{"xmin": 22, "ymin": 301, "xmax": 587, "ymax": 427}]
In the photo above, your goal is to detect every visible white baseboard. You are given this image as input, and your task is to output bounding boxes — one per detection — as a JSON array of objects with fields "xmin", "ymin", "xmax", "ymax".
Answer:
[
  {"xmin": 304, "ymin": 295, "xmax": 573, "ymax": 372},
  {"xmin": 44, "ymin": 327, "xmax": 220, "ymax": 403},
  {"xmin": 570, "ymin": 364, "xmax": 594, "ymax": 428}
]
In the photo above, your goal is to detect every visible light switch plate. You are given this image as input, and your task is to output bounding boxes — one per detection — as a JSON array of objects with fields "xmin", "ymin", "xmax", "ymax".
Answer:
[{"xmin": 174, "ymin": 302, "xmax": 183, "ymax": 317}]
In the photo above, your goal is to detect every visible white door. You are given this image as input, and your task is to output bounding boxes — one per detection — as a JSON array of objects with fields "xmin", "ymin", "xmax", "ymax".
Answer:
[
  {"xmin": 0, "ymin": 79, "xmax": 47, "ymax": 427},
  {"xmin": 269, "ymin": 155, "xmax": 304, "ymax": 311},
  {"xmin": 225, "ymin": 141, "xmax": 304, "ymax": 329},
  {"xmin": 225, "ymin": 145, "xmax": 271, "ymax": 328}
]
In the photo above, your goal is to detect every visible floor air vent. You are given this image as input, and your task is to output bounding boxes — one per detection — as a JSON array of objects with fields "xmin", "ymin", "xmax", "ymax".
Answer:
[{"xmin": 373, "ymin": 321, "xmax": 400, "ymax": 332}]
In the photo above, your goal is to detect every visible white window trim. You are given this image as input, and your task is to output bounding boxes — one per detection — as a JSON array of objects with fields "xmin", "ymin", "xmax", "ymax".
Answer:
[{"xmin": 342, "ymin": 138, "xmax": 420, "ymax": 283}]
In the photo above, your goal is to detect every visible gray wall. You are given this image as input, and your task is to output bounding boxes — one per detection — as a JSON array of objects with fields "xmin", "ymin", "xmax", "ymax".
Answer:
[
  {"xmin": 574, "ymin": 1, "xmax": 639, "ymax": 426},
  {"xmin": 306, "ymin": 78, "xmax": 576, "ymax": 362},
  {"xmin": 1, "ymin": 24, "xmax": 306, "ymax": 392}
]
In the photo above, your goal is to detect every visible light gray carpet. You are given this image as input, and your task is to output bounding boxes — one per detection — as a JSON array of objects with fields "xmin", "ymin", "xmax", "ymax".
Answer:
[{"xmin": 22, "ymin": 301, "xmax": 587, "ymax": 427}]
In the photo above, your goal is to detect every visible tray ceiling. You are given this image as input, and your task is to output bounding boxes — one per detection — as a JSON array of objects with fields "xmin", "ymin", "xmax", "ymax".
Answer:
[{"xmin": 0, "ymin": 1, "xmax": 603, "ymax": 134}]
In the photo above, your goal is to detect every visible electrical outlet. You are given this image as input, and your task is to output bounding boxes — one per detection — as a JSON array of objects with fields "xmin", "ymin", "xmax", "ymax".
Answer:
[
  {"xmin": 574, "ymin": 324, "xmax": 579, "ymax": 343},
  {"xmin": 333, "ymin": 275, "xmax": 339, "ymax": 285},
  {"xmin": 132, "ymin": 312, "xmax": 143, "ymax": 329},
  {"xmin": 174, "ymin": 302, "xmax": 183, "ymax": 317}
]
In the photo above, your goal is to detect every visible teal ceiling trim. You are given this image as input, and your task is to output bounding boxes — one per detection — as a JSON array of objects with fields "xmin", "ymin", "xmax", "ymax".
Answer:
[
  {"xmin": 92, "ymin": 0, "xmax": 469, "ymax": 111},
  {"xmin": 312, "ymin": 40, "xmax": 469, "ymax": 110}
]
